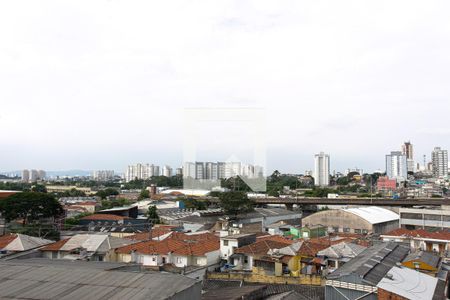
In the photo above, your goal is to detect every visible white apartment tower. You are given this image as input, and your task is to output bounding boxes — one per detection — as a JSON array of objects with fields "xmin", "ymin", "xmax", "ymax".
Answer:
[
  {"xmin": 21, "ymin": 170, "xmax": 30, "ymax": 182},
  {"xmin": 432, "ymin": 147, "xmax": 448, "ymax": 178},
  {"xmin": 162, "ymin": 165, "xmax": 172, "ymax": 177},
  {"xmin": 386, "ymin": 151, "xmax": 408, "ymax": 182},
  {"xmin": 313, "ymin": 152, "xmax": 330, "ymax": 186}
]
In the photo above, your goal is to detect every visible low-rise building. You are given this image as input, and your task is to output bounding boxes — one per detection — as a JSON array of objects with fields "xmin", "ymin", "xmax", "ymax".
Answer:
[
  {"xmin": 40, "ymin": 234, "xmax": 135, "ymax": 261},
  {"xmin": 232, "ymin": 235, "xmax": 293, "ymax": 271},
  {"xmin": 376, "ymin": 266, "xmax": 445, "ymax": 300},
  {"xmin": 325, "ymin": 242, "xmax": 410, "ymax": 300},
  {"xmin": 220, "ymin": 233, "xmax": 256, "ymax": 260},
  {"xmin": 302, "ymin": 206, "xmax": 399, "ymax": 235},
  {"xmin": 401, "ymin": 250, "xmax": 440, "ymax": 275},
  {"xmin": 0, "ymin": 233, "xmax": 53, "ymax": 257},
  {"xmin": 399, "ymin": 206, "xmax": 450, "ymax": 231},
  {"xmin": 381, "ymin": 228, "xmax": 450, "ymax": 256},
  {"xmin": 0, "ymin": 258, "xmax": 202, "ymax": 300},
  {"xmin": 317, "ymin": 242, "xmax": 366, "ymax": 273},
  {"xmin": 114, "ymin": 232, "xmax": 220, "ymax": 268}
]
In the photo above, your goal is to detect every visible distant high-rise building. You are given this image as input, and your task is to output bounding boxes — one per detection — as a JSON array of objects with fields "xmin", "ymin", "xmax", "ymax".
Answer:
[
  {"xmin": 313, "ymin": 152, "xmax": 330, "ymax": 186},
  {"xmin": 304, "ymin": 170, "xmax": 312, "ymax": 177},
  {"xmin": 402, "ymin": 141, "xmax": 415, "ymax": 173},
  {"xmin": 29, "ymin": 169, "xmax": 39, "ymax": 182},
  {"xmin": 93, "ymin": 170, "xmax": 114, "ymax": 181},
  {"xmin": 162, "ymin": 165, "xmax": 172, "ymax": 177},
  {"xmin": 21, "ymin": 170, "xmax": 29, "ymax": 182},
  {"xmin": 125, "ymin": 164, "xmax": 161, "ymax": 182},
  {"xmin": 182, "ymin": 161, "xmax": 261, "ymax": 180},
  {"xmin": 386, "ymin": 151, "xmax": 407, "ymax": 182},
  {"xmin": 402, "ymin": 141, "xmax": 413, "ymax": 160},
  {"xmin": 432, "ymin": 147, "xmax": 448, "ymax": 178},
  {"xmin": 37, "ymin": 170, "xmax": 46, "ymax": 180},
  {"xmin": 176, "ymin": 167, "xmax": 183, "ymax": 176}
]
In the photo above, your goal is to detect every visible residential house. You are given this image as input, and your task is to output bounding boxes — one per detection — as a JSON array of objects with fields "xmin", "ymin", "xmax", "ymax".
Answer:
[
  {"xmin": 381, "ymin": 228, "xmax": 450, "ymax": 256},
  {"xmin": 40, "ymin": 234, "xmax": 135, "ymax": 261},
  {"xmin": 114, "ymin": 232, "xmax": 220, "ymax": 268},
  {"xmin": 220, "ymin": 233, "xmax": 256, "ymax": 261},
  {"xmin": 232, "ymin": 235, "xmax": 293, "ymax": 272},
  {"xmin": 0, "ymin": 233, "xmax": 53, "ymax": 257},
  {"xmin": 402, "ymin": 250, "xmax": 441, "ymax": 275},
  {"xmin": 317, "ymin": 242, "xmax": 366, "ymax": 273}
]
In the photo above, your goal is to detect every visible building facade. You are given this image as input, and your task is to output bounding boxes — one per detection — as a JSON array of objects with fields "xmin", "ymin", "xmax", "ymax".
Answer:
[
  {"xmin": 386, "ymin": 151, "xmax": 407, "ymax": 182},
  {"xmin": 432, "ymin": 147, "xmax": 448, "ymax": 178},
  {"xmin": 313, "ymin": 152, "xmax": 330, "ymax": 186}
]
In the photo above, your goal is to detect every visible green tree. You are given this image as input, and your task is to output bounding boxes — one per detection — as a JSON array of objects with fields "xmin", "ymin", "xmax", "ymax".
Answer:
[
  {"xmin": 31, "ymin": 184, "xmax": 47, "ymax": 193},
  {"xmin": 100, "ymin": 197, "xmax": 131, "ymax": 210},
  {"xmin": 138, "ymin": 189, "xmax": 150, "ymax": 200},
  {"xmin": 219, "ymin": 191, "xmax": 254, "ymax": 217},
  {"xmin": 96, "ymin": 188, "xmax": 119, "ymax": 199},
  {"xmin": 0, "ymin": 192, "xmax": 64, "ymax": 226},
  {"xmin": 147, "ymin": 205, "xmax": 160, "ymax": 224}
]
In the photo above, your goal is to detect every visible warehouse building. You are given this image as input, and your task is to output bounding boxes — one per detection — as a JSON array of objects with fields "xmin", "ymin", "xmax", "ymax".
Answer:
[
  {"xmin": 302, "ymin": 206, "xmax": 399, "ymax": 235},
  {"xmin": 0, "ymin": 258, "xmax": 201, "ymax": 300}
]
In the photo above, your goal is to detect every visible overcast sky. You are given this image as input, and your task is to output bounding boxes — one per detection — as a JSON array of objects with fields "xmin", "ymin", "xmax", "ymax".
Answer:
[{"xmin": 1, "ymin": 1, "xmax": 450, "ymax": 174}]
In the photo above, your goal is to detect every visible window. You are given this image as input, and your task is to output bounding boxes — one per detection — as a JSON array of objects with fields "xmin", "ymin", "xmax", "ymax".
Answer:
[
  {"xmin": 355, "ymin": 229, "xmax": 362, "ymax": 234},
  {"xmin": 152, "ymin": 257, "xmax": 156, "ymax": 262},
  {"xmin": 333, "ymin": 227, "xmax": 339, "ymax": 233},
  {"xmin": 244, "ymin": 257, "xmax": 248, "ymax": 264},
  {"xmin": 424, "ymin": 214, "xmax": 441, "ymax": 221},
  {"xmin": 98, "ymin": 256, "xmax": 104, "ymax": 262},
  {"xmin": 362, "ymin": 229, "xmax": 369, "ymax": 234},
  {"xmin": 343, "ymin": 228, "xmax": 350, "ymax": 233},
  {"xmin": 176, "ymin": 257, "xmax": 183, "ymax": 264},
  {"xmin": 400, "ymin": 213, "xmax": 423, "ymax": 220},
  {"xmin": 223, "ymin": 240, "xmax": 229, "ymax": 246}
]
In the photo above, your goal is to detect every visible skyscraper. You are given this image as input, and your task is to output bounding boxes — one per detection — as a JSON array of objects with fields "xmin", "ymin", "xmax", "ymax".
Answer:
[
  {"xmin": 21, "ymin": 170, "xmax": 29, "ymax": 182},
  {"xmin": 162, "ymin": 165, "xmax": 172, "ymax": 177},
  {"xmin": 432, "ymin": 147, "xmax": 448, "ymax": 178},
  {"xmin": 386, "ymin": 151, "xmax": 407, "ymax": 182},
  {"xmin": 313, "ymin": 152, "xmax": 330, "ymax": 186},
  {"xmin": 402, "ymin": 141, "xmax": 415, "ymax": 173}
]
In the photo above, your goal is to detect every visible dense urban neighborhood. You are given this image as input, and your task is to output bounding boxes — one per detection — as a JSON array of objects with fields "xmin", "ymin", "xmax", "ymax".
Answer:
[{"xmin": 1, "ymin": 142, "xmax": 450, "ymax": 299}]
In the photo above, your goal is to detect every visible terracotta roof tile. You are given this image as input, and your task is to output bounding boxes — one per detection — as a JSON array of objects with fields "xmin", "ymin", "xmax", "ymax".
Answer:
[
  {"xmin": 235, "ymin": 239, "xmax": 292, "ymax": 256},
  {"xmin": 384, "ymin": 228, "xmax": 450, "ymax": 241},
  {"xmin": 297, "ymin": 241, "xmax": 328, "ymax": 257},
  {"xmin": 81, "ymin": 214, "xmax": 130, "ymax": 221},
  {"xmin": 125, "ymin": 229, "xmax": 172, "ymax": 241},
  {"xmin": 116, "ymin": 232, "xmax": 220, "ymax": 256},
  {"xmin": 0, "ymin": 234, "xmax": 17, "ymax": 249},
  {"xmin": 39, "ymin": 239, "xmax": 69, "ymax": 251}
]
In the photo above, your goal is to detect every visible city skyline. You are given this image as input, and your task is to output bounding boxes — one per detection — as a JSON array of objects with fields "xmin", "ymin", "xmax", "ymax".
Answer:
[{"xmin": 2, "ymin": 1, "xmax": 450, "ymax": 173}]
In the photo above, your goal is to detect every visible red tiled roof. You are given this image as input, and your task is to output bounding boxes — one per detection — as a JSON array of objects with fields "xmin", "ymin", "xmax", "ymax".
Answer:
[
  {"xmin": 384, "ymin": 228, "xmax": 450, "ymax": 241},
  {"xmin": 235, "ymin": 239, "xmax": 292, "ymax": 256},
  {"xmin": 0, "ymin": 234, "xmax": 17, "ymax": 249},
  {"xmin": 256, "ymin": 235, "xmax": 294, "ymax": 244},
  {"xmin": 297, "ymin": 241, "xmax": 328, "ymax": 257},
  {"xmin": 39, "ymin": 239, "xmax": 69, "ymax": 251},
  {"xmin": 81, "ymin": 214, "xmax": 130, "ymax": 221},
  {"xmin": 125, "ymin": 229, "xmax": 172, "ymax": 241},
  {"xmin": 115, "ymin": 238, "xmax": 219, "ymax": 256},
  {"xmin": 169, "ymin": 232, "xmax": 219, "ymax": 242}
]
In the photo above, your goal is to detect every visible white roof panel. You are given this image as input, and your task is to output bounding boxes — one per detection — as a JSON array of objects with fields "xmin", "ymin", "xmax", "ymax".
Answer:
[
  {"xmin": 343, "ymin": 206, "xmax": 399, "ymax": 224},
  {"xmin": 377, "ymin": 266, "xmax": 438, "ymax": 300}
]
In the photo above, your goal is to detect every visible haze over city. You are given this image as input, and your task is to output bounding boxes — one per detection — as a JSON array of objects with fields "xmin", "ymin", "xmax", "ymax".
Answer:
[{"xmin": 1, "ymin": 1, "xmax": 450, "ymax": 174}]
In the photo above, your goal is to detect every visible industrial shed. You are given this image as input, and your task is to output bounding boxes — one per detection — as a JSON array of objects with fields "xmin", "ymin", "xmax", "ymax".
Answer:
[
  {"xmin": 302, "ymin": 206, "xmax": 399, "ymax": 235},
  {"xmin": 0, "ymin": 258, "xmax": 201, "ymax": 300}
]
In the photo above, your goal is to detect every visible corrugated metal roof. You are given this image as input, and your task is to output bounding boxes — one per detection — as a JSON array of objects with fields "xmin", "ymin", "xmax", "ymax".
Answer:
[
  {"xmin": 343, "ymin": 206, "xmax": 399, "ymax": 224},
  {"xmin": 0, "ymin": 259, "xmax": 200, "ymax": 300}
]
